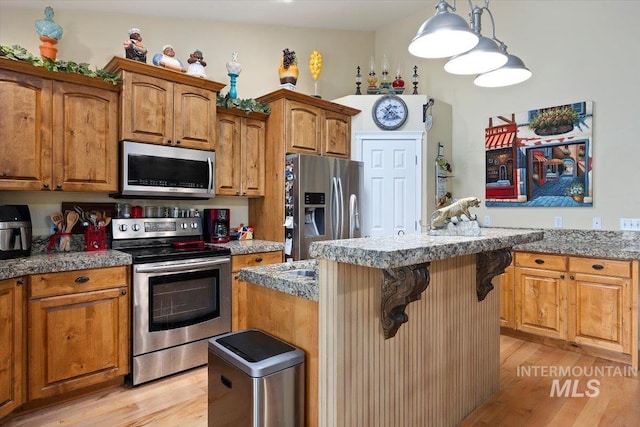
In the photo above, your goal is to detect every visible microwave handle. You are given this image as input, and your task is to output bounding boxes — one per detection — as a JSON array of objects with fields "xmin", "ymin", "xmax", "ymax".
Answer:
[{"xmin": 208, "ymin": 157, "xmax": 214, "ymax": 193}]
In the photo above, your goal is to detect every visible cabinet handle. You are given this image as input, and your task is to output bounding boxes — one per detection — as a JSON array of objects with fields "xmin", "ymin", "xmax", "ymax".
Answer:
[
  {"xmin": 255, "ymin": 256, "xmax": 263, "ymax": 263},
  {"xmin": 591, "ymin": 264, "xmax": 604, "ymax": 270},
  {"xmin": 74, "ymin": 276, "xmax": 90, "ymax": 284},
  {"xmin": 234, "ymin": 275, "xmax": 239, "ymax": 280},
  {"xmin": 43, "ymin": 183, "xmax": 50, "ymax": 189},
  {"xmin": 534, "ymin": 259, "xmax": 545, "ymax": 264},
  {"xmin": 236, "ymin": 190, "xmax": 240, "ymax": 195},
  {"xmin": 121, "ymin": 289, "xmax": 127, "ymax": 296},
  {"xmin": 17, "ymin": 279, "xmax": 24, "ymax": 286},
  {"xmin": 570, "ymin": 275, "xmax": 575, "ymax": 280},
  {"xmin": 560, "ymin": 274, "xmax": 565, "ymax": 279},
  {"xmin": 167, "ymin": 140, "xmax": 172, "ymax": 145},
  {"xmin": 56, "ymin": 184, "xmax": 62, "ymax": 190},
  {"xmin": 176, "ymin": 140, "xmax": 181, "ymax": 145}
]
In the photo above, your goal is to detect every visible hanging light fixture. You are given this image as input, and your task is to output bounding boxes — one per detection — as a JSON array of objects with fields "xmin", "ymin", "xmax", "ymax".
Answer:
[
  {"xmin": 443, "ymin": 3, "xmax": 507, "ymax": 75},
  {"xmin": 474, "ymin": 46, "xmax": 532, "ymax": 87},
  {"xmin": 408, "ymin": 0, "xmax": 479, "ymax": 59}
]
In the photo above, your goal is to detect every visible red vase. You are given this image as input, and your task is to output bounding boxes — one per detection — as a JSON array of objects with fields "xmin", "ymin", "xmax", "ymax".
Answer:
[{"xmin": 39, "ymin": 35, "xmax": 58, "ymax": 60}]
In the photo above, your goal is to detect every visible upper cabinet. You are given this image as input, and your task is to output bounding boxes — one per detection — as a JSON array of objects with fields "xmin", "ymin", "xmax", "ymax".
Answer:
[
  {"xmin": 256, "ymin": 89, "xmax": 360, "ymax": 159},
  {"xmin": 215, "ymin": 108, "xmax": 268, "ymax": 197},
  {"xmin": 0, "ymin": 58, "xmax": 119, "ymax": 192},
  {"xmin": 104, "ymin": 57, "xmax": 225, "ymax": 151}
]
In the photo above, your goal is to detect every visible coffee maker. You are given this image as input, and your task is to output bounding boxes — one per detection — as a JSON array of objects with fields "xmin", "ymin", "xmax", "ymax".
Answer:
[
  {"xmin": 203, "ymin": 208, "xmax": 230, "ymax": 243},
  {"xmin": 0, "ymin": 205, "xmax": 32, "ymax": 259}
]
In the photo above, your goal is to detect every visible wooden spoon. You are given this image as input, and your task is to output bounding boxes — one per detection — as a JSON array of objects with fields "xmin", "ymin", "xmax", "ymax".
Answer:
[
  {"xmin": 51, "ymin": 212, "xmax": 64, "ymax": 232},
  {"xmin": 61, "ymin": 211, "xmax": 80, "ymax": 251}
]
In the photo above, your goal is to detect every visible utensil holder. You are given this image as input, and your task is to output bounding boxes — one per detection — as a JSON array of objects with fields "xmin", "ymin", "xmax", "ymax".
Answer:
[
  {"xmin": 85, "ymin": 226, "xmax": 107, "ymax": 251},
  {"xmin": 47, "ymin": 231, "xmax": 71, "ymax": 252}
]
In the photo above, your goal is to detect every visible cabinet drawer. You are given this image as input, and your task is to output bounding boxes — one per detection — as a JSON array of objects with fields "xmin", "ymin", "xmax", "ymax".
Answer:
[
  {"xmin": 515, "ymin": 253, "xmax": 567, "ymax": 271},
  {"xmin": 29, "ymin": 266, "xmax": 129, "ymax": 299},
  {"xmin": 232, "ymin": 251, "xmax": 283, "ymax": 272},
  {"xmin": 569, "ymin": 257, "xmax": 631, "ymax": 278}
]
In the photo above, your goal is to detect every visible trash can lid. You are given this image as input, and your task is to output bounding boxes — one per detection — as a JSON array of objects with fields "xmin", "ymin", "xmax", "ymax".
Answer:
[
  {"xmin": 210, "ymin": 329, "xmax": 305, "ymax": 377},
  {"xmin": 218, "ymin": 329, "xmax": 295, "ymax": 362}
]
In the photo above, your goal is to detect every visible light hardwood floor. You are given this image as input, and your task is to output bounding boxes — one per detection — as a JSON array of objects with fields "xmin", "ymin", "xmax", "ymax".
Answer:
[{"xmin": 5, "ymin": 335, "xmax": 640, "ymax": 427}]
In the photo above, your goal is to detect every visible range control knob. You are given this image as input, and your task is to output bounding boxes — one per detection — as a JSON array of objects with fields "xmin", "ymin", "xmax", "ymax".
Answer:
[
  {"xmin": 119, "ymin": 224, "xmax": 128, "ymax": 232},
  {"xmin": 180, "ymin": 222, "xmax": 188, "ymax": 229},
  {"xmin": 191, "ymin": 222, "xmax": 199, "ymax": 229},
  {"xmin": 131, "ymin": 223, "xmax": 141, "ymax": 232}
]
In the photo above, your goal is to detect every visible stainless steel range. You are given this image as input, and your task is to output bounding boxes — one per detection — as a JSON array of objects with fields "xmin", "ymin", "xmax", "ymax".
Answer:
[{"xmin": 112, "ymin": 217, "xmax": 231, "ymax": 385}]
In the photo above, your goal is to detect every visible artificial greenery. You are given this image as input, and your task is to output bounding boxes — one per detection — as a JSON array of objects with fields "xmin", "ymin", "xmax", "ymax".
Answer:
[
  {"xmin": 0, "ymin": 44, "xmax": 121, "ymax": 85},
  {"xmin": 528, "ymin": 106, "xmax": 578, "ymax": 130},
  {"xmin": 216, "ymin": 92, "xmax": 271, "ymax": 114},
  {"xmin": 565, "ymin": 181, "xmax": 585, "ymax": 196}
]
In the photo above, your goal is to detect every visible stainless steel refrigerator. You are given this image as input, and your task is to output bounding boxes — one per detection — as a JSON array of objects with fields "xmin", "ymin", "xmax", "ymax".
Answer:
[{"xmin": 284, "ymin": 154, "xmax": 362, "ymax": 261}]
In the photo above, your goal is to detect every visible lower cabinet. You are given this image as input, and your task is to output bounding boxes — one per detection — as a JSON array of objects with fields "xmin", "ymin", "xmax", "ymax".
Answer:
[
  {"xmin": 504, "ymin": 252, "xmax": 637, "ymax": 366},
  {"xmin": 0, "ymin": 277, "xmax": 25, "ymax": 419},
  {"xmin": 27, "ymin": 267, "xmax": 130, "ymax": 400},
  {"xmin": 231, "ymin": 251, "xmax": 283, "ymax": 331}
]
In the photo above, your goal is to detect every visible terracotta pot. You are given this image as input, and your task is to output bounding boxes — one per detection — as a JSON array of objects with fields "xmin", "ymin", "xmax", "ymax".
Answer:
[
  {"xmin": 279, "ymin": 61, "xmax": 298, "ymax": 85},
  {"xmin": 572, "ymin": 195, "xmax": 584, "ymax": 203},
  {"xmin": 39, "ymin": 35, "xmax": 58, "ymax": 60}
]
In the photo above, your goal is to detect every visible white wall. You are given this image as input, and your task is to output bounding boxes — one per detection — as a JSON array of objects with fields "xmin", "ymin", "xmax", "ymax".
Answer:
[{"xmin": 375, "ymin": 1, "xmax": 640, "ymax": 230}]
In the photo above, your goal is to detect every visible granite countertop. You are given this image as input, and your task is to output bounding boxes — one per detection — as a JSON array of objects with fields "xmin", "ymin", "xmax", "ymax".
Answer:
[
  {"xmin": 213, "ymin": 239, "xmax": 284, "ymax": 255},
  {"xmin": 238, "ymin": 260, "xmax": 318, "ymax": 301},
  {"xmin": 309, "ymin": 228, "xmax": 544, "ymax": 269},
  {"xmin": 0, "ymin": 239, "xmax": 283, "ymax": 281},
  {"xmin": 513, "ymin": 229, "xmax": 640, "ymax": 260},
  {"xmin": 0, "ymin": 250, "xmax": 132, "ymax": 281}
]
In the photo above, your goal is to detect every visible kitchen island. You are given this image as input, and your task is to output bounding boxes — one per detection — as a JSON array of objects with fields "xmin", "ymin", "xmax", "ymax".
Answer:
[{"xmin": 239, "ymin": 228, "xmax": 543, "ymax": 427}]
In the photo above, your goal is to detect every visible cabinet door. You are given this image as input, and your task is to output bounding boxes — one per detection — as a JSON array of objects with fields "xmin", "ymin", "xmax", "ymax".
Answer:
[
  {"xmin": 121, "ymin": 71, "xmax": 173, "ymax": 145},
  {"xmin": 285, "ymin": 100, "xmax": 321, "ymax": 154},
  {"xmin": 51, "ymin": 81, "xmax": 118, "ymax": 192},
  {"xmin": 0, "ymin": 278, "xmax": 25, "ymax": 419},
  {"xmin": 322, "ymin": 110, "xmax": 351, "ymax": 158},
  {"xmin": 568, "ymin": 273, "xmax": 631, "ymax": 353},
  {"xmin": 240, "ymin": 117, "xmax": 266, "ymax": 196},
  {"xmin": 215, "ymin": 113, "xmax": 242, "ymax": 196},
  {"xmin": 28, "ymin": 287, "xmax": 129, "ymax": 400},
  {"xmin": 0, "ymin": 71, "xmax": 52, "ymax": 191},
  {"xmin": 499, "ymin": 265, "xmax": 515, "ymax": 329},
  {"xmin": 515, "ymin": 267, "xmax": 567, "ymax": 339},
  {"xmin": 173, "ymin": 83, "xmax": 216, "ymax": 150},
  {"xmin": 231, "ymin": 251, "xmax": 283, "ymax": 331}
]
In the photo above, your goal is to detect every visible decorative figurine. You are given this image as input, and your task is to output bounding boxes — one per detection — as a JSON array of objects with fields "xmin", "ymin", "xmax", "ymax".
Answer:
[
  {"xmin": 225, "ymin": 52, "xmax": 242, "ymax": 99},
  {"xmin": 186, "ymin": 49, "xmax": 207, "ymax": 77},
  {"xmin": 309, "ymin": 50, "xmax": 322, "ymax": 98},
  {"xmin": 153, "ymin": 45, "xmax": 186, "ymax": 72},
  {"xmin": 123, "ymin": 28, "xmax": 147, "ymax": 63},
  {"xmin": 278, "ymin": 48, "xmax": 298, "ymax": 90},
  {"xmin": 429, "ymin": 197, "xmax": 481, "ymax": 230},
  {"xmin": 367, "ymin": 56, "xmax": 378, "ymax": 94},
  {"xmin": 35, "ymin": 6, "xmax": 63, "ymax": 60}
]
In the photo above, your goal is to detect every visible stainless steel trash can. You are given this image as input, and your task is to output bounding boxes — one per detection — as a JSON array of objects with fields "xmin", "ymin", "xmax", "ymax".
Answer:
[{"xmin": 208, "ymin": 329, "xmax": 305, "ymax": 427}]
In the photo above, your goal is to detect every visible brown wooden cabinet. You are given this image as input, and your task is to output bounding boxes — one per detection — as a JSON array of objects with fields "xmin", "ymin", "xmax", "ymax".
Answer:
[
  {"xmin": 0, "ymin": 58, "xmax": 119, "ymax": 192},
  {"xmin": 104, "ymin": 57, "xmax": 225, "ymax": 151},
  {"xmin": 499, "ymin": 265, "xmax": 515, "ymax": 329},
  {"xmin": 509, "ymin": 252, "xmax": 638, "ymax": 367},
  {"xmin": 515, "ymin": 253, "xmax": 568, "ymax": 340},
  {"xmin": 215, "ymin": 109, "xmax": 267, "ymax": 196},
  {"xmin": 27, "ymin": 267, "xmax": 130, "ymax": 400},
  {"xmin": 249, "ymin": 90, "xmax": 360, "ymax": 243},
  {"xmin": 0, "ymin": 277, "xmax": 25, "ymax": 419},
  {"xmin": 230, "ymin": 251, "xmax": 283, "ymax": 331}
]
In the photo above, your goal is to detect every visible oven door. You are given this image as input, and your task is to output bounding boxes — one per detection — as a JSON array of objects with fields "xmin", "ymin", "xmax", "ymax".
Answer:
[{"xmin": 132, "ymin": 256, "xmax": 231, "ymax": 356}]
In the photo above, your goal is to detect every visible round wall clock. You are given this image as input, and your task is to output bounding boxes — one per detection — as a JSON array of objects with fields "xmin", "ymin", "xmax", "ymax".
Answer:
[{"xmin": 372, "ymin": 95, "xmax": 408, "ymax": 130}]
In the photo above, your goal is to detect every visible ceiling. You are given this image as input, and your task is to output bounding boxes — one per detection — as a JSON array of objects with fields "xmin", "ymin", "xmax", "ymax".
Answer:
[{"xmin": 2, "ymin": 0, "xmax": 433, "ymax": 32}]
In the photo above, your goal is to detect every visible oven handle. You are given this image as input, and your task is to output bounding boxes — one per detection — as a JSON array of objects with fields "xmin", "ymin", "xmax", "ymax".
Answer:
[{"xmin": 135, "ymin": 258, "xmax": 230, "ymax": 274}]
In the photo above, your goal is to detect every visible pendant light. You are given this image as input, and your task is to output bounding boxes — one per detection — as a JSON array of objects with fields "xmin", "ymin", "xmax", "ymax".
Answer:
[
  {"xmin": 474, "ymin": 48, "xmax": 532, "ymax": 87},
  {"xmin": 408, "ymin": 0, "xmax": 479, "ymax": 59},
  {"xmin": 444, "ymin": 4, "xmax": 507, "ymax": 75}
]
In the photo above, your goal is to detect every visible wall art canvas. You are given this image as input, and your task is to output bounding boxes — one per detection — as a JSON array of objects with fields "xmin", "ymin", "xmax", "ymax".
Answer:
[{"xmin": 485, "ymin": 100, "xmax": 593, "ymax": 207}]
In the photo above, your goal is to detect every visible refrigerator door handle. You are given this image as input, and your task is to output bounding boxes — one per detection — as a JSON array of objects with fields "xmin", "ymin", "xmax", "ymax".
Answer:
[
  {"xmin": 349, "ymin": 194, "xmax": 360, "ymax": 238},
  {"xmin": 337, "ymin": 177, "xmax": 345, "ymax": 238},
  {"xmin": 331, "ymin": 177, "xmax": 339, "ymax": 239}
]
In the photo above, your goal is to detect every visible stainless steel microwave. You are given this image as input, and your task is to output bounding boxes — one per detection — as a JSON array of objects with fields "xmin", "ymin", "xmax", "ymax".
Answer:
[{"xmin": 119, "ymin": 141, "xmax": 215, "ymax": 199}]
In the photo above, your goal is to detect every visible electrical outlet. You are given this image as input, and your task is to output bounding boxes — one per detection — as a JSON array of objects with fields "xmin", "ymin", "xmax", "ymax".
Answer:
[
  {"xmin": 554, "ymin": 216, "xmax": 563, "ymax": 228},
  {"xmin": 632, "ymin": 218, "xmax": 640, "ymax": 231},
  {"xmin": 620, "ymin": 218, "xmax": 632, "ymax": 230},
  {"xmin": 484, "ymin": 215, "xmax": 491, "ymax": 226},
  {"xmin": 592, "ymin": 217, "xmax": 602, "ymax": 230}
]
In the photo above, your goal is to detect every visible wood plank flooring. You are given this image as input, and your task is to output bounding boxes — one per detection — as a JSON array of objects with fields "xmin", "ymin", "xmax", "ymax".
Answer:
[{"xmin": 4, "ymin": 335, "xmax": 640, "ymax": 427}]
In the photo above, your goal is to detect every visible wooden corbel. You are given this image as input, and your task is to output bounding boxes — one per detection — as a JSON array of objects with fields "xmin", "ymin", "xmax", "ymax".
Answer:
[{"xmin": 476, "ymin": 248, "xmax": 512, "ymax": 301}]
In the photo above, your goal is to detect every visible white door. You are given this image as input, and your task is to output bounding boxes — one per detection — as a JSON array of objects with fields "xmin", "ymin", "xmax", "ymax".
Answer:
[{"xmin": 360, "ymin": 134, "xmax": 422, "ymax": 237}]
